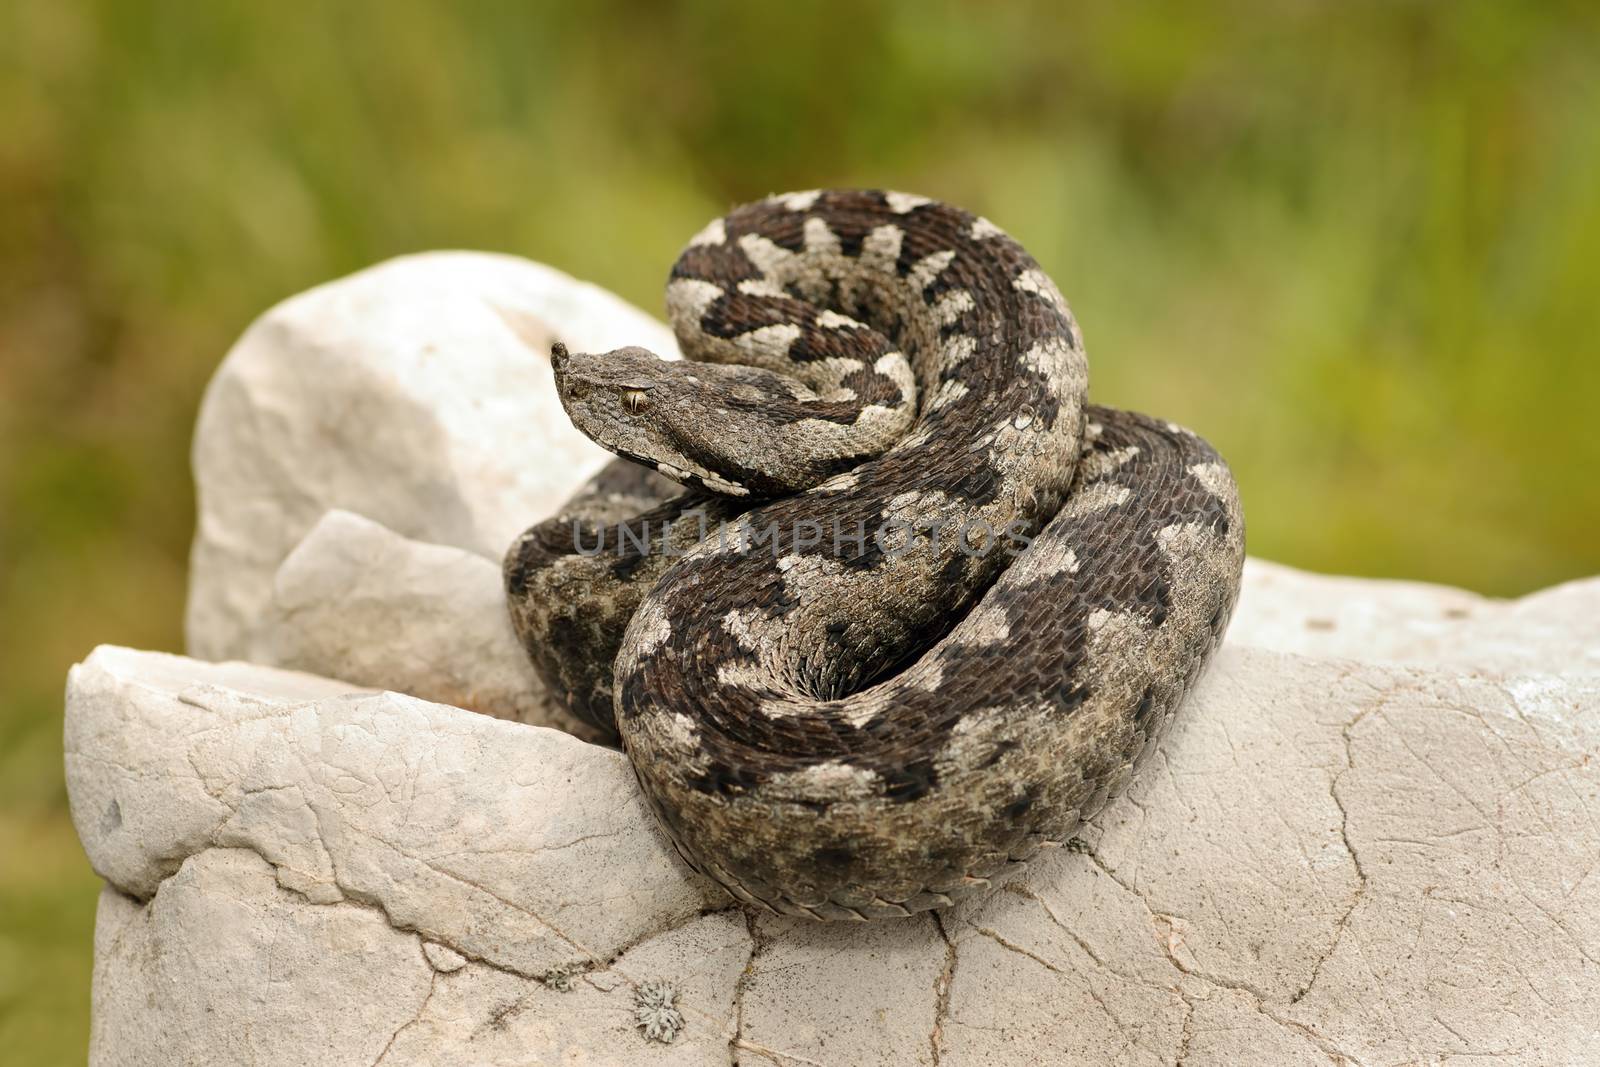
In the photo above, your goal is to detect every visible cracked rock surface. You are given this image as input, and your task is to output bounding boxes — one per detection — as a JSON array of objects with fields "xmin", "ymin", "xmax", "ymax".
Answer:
[
  {"xmin": 69, "ymin": 637, "xmax": 1600, "ymax": 1065},
  {"xmin": 69, "ymin": 253, "xmax": 1600, "ymax": 1065}
]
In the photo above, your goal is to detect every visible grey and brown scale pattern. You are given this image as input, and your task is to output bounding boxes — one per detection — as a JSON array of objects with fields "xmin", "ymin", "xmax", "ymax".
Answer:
[{"xmin": 505, "ymin": 189, "xmax": 1245, "ymax": 920}]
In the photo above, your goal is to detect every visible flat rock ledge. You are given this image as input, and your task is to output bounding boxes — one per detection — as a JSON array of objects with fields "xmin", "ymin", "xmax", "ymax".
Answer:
[
  {"xmin": 68, "ymin": 253, "xmax": 1600, "ymax": 1065},
  {"xmin": 69, "ymin": 623, "xmax": 1600, "ymax": 1066}
]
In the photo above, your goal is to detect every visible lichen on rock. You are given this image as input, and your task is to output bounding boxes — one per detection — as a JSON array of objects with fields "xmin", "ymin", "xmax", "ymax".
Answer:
[{"xmin": 633, "ymin": 979, "xmax": 685, "ymax": 1043}]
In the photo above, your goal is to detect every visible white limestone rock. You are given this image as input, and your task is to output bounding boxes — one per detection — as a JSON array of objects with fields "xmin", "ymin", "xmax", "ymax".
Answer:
[
  {"xmin": 67, "ymin": 647, "xmax": 723, "ymax": 974},
  {"xmin": 1233, "ymin": 559, "xmax": 1600, "ymax": 676},
  {"xmin": 185, "ymin": 252, "xmax": 678, "ymax": 664},
  {"xmin": 262, "ymin": 507, "xmax": 601, "ymax": 741},
  {"xmin": 90, "ymin": 850, "xmax": 435, "ymax": 1066},
  {"xmin": 67, "ymin": 632, "xmax": 1600, "ymax": 1066}
]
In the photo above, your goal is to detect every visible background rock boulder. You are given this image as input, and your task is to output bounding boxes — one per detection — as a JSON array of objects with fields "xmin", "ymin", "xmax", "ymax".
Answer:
[
  {"xmin": 185, "ymin": 252, "xmax": 677, "ymax": 664},
  {"xmin": 263, "ymin": 508, "xmax": 600, "ymax": 740}
]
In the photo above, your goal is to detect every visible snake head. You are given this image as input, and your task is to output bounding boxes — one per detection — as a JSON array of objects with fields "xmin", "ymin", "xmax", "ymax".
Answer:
[
  {"xmin": 552, "ymin": 343, "xmax": 659, "ymax": 414},
  {"xmin": 550, "ymin": 343, "xmax": 757, "ymax": 496},
  {"xmin": 550, "ymin": 342, "xmax": 895, "ymax": 497}
]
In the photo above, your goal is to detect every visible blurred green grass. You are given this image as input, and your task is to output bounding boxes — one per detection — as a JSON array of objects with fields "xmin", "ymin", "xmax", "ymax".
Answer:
[{"xmin": 2, "ymin": 1, "xmax": 1597, "ymax": 1060}]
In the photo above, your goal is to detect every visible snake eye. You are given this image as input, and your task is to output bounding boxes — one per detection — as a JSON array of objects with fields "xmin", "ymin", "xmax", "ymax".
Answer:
[{"xmin": 622, "ymin": 389, "xmax": 648, "ymax": 414}]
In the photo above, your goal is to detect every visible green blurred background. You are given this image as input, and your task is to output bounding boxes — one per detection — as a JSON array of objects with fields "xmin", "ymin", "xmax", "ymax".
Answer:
[{"xmin": 2, "ymin": 1, "xmax": 1597, "ymax": 1059}]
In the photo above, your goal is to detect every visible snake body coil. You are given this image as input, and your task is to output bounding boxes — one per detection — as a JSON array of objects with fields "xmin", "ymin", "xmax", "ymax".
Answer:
[{"xmin": 506, "ymin": 190, "xmax": 1244, "ymax": 920}]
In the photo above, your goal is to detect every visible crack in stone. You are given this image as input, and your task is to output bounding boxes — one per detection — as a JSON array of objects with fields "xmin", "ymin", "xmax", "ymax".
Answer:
[
  {"xmin": 1283, "ymin": 697, "xmax": 1411, "ymax": 1059},
  {"xmin": 728, "ymin": 908, "xmax": 770, "ymax": 1066},
  {"xmin": 298, "ymin": 801, "xmax": 610, "ymax": 978},
  {"xmin": 726, "ymin": 919, "xmax": 828, "ymax": 1067},
  {"xmin": 971, "ymin": 923, "xmax": 1158, "ymax": 1062},
  {"xmin": 973, "ymin": 924, "xmax": 1067, "ymax": 976},
  {"xmin": 929, "ymin": 911, "xmax": 957, "ymax": 1066},
  {"xmin": 1084, "ymin": 846, "xmax": 1147, "ymax": 906},
  {"xmin": 370, "ymin": 950, "xmax": 439, "ymax": 1066},
  {"xmin": 1002, "ymin": 881, "xmax": 1174, "ymax": 994},
  {"xmin": 1173, "ymin": 991, "xmax": 1197, "ymax": 1065},
  {"xmin": 723, "ymin": 913, "xmax": 842, "ymax": 1067},
  {"xmin": 1291, "ymin": 703, "xmax": 1374, "ymax": 1006},
  {"xmin": 424, "ymin": 828, "xmax": 628, "ymax": 863},
  {"xmin": 1049, "ymin": 798, "xmax": 1371, "ymax": 1066},
  {"xmin": 602, "ymin": 903, "xmax": 744, "ymax": 971},
  {"xmin": 1152, "ymin": 913, "xmax": 1359, "ymax": 1066},
  {"xmin": 730, "ymin": 1039, "xmax": 828, "ymax": 1067}
]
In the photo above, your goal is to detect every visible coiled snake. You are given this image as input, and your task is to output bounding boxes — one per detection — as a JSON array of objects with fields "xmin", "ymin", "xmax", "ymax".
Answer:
[{"xmin": 505, "ymin": 190, "xmax": 1244, "ymax": 920}]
